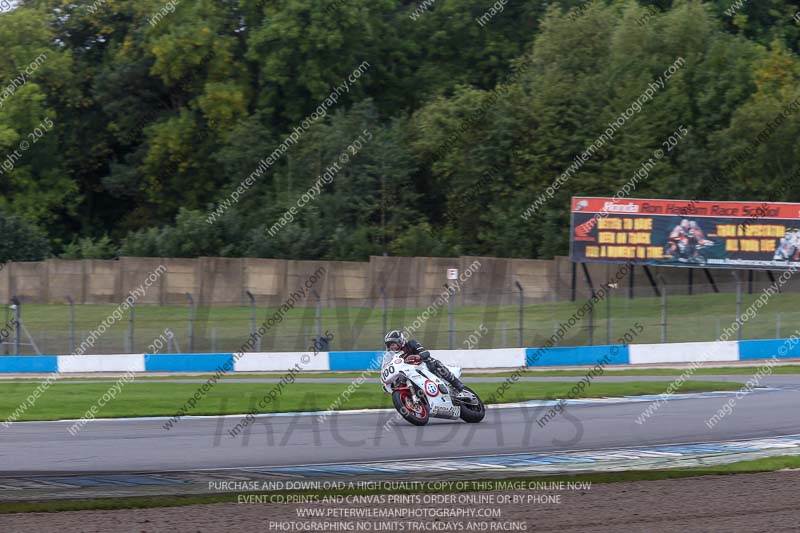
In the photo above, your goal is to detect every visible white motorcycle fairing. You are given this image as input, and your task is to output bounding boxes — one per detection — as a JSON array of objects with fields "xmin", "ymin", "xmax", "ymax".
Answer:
[{"xmin": 380, "ymin": 351, "xmax": 461, "ymax": 420}]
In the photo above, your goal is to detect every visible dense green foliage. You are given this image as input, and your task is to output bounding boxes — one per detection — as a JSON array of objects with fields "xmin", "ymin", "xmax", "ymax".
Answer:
[{"xmin": 1, "ymin": 0, "xmax": 799, "ymax": 261}]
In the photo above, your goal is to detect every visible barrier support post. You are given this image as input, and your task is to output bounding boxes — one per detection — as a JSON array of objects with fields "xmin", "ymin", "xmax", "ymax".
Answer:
[
  {"xmin": 588, "ymin": 288, "xmax": 595, "ymax": 346},
  {"xmin": 606, "ymin": 283, "xmax": 612, "ymax": 345}
]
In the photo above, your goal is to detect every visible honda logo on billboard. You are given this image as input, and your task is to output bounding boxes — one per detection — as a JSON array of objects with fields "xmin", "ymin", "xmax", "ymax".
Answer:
[{"xmin": 602, "ymin": 202, "xmax": 639, "ymax": 213}]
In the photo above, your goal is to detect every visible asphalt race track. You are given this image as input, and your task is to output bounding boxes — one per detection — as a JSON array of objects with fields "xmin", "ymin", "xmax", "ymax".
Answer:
[{"xmin": 2, "ymin": 375, "xmax": 800, "ymax": 476}]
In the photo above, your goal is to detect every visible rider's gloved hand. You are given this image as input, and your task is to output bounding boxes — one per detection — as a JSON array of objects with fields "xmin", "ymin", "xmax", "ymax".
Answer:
[{"xmin": 405, "ymin": 354, "xmax": 421, "ymax": 364}]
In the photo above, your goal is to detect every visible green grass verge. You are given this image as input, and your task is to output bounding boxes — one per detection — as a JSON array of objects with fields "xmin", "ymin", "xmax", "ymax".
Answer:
[
  {"xmin": 1, "ymin": 454, "xmax": 797, "ymax": 514},
  {"xmin": 0, "ymin": 380, "xmax": 741, "ymax": 422}
]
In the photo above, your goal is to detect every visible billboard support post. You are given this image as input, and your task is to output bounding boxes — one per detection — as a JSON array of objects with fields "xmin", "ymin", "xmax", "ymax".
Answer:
[
  {"xmin": 570, "ymin": 262, "xmax": 577, "ymax": 302},
  {"xmin": 766, "ymin": 270, "xmax": 779, "ymax": 293},
  {"xmin": 627, "ymin": 264, "xmax": 634, "ymax": 299},
  {"xmin": 606, "ymin": 283, "xmax": 612, "ymax": 345},
  {"xmin": 704, "ymin": 268, "xmax": 719, "ymax": 293},
  {"xmin": 643, "ymin": 266, "xmax": 660, "ymax": 297},
  {"xmin": 688, "ymin": 268, "xmax": 693, "ymax": 296},
  {"xmin": 580, "ymin": 262, "xmax": 594, "ymax": 292},
  {"xmin": 580, "ymin": 263, "xmax": 595, "ymax": 345},
  {"xmin": 588, "ymin": 287, "xmax": 595, "ymax": 346}
]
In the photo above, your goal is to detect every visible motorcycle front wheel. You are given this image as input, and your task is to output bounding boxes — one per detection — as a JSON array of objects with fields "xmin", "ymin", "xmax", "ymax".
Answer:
[{"xmin": 392, "ymin": 389, "xmax": 429, "ymax": 426}]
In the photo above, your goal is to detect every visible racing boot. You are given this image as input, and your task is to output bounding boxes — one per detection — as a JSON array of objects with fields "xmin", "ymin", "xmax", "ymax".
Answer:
[{"xmin": 427, "ymin": 359, "xmax": 472, "ymax": 400}]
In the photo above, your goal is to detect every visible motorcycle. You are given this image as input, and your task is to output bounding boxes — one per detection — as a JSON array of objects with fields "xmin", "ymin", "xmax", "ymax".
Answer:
[
  {"xmin": 665, "ymin": 238, "xmax": 713, "ymax": 265},
  {"xmin": 380, "ymin": 350, "xmax": 485, "ymax": 426},
  {"xmin": 773, "ymin": 231, "xmax": 800, "ymax": 261}
]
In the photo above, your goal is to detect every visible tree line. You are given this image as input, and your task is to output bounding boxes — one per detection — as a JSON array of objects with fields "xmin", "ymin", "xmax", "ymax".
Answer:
[{"xmin": 0, "ymin": 0, "xmax": 799, "ymax": 262}]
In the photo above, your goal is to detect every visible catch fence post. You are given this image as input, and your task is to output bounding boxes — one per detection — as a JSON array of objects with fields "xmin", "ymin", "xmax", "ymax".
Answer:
[
  {"xmin": 66, "ymin": 296, "xmax": 75, "ymax": 354},
  {"xmin": 11, "ymin": 296, "xmax": 20, "ymax": 355},
  {"xmin": 129, "ymin": 301, "xmax": 135, "ymax": 353},
  {"xmin": 515, "ymin": 282, "xmax": 524, "ymax": 348},
  {"xmin": 186, "ymin": 293, "xmax": 195, "ymax": 353},
  {"xmin": 659, "ymin": 276, "xmax": 667, "ymax": 343}
]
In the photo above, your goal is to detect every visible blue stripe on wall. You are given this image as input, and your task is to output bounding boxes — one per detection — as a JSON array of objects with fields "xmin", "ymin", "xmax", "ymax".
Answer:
[
  {"xmin": 329, "ymin": 351, "xmax": 383, "ymax": 371},
  {"xmin": 145, "ymin": 353, "xmax": 234, "ymax": 372},
  {"xmin": 0, "ymin": 356, "xmax": 59, "ymax": 373},
  {"xmin": 739, "ymin": 338, "xmax": 800, "ymax": 360},
  {"xmin": 526, "ymin": 344, "xmax": 630, "ymax": 367}
]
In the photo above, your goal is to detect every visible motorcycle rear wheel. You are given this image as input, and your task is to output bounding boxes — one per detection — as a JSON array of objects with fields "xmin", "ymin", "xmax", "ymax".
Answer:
[
  {"xmin": 458, "ymin": 386, "xmax": 486, "ymax": 423},
  {"xmin": 392, "ymin": 389, "xmax": 429, "ymax": 426}
]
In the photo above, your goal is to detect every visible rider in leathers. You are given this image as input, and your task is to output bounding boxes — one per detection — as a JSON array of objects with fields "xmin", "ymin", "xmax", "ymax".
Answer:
[{"xmin": 383, "ymin": 330, "xmax": 472, "ymax": 401}]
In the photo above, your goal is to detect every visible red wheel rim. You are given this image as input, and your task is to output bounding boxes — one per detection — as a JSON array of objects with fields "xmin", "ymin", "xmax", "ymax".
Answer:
[{"xmin": 400, "ymin": 391, "xmax": 426, "ymax": 418}]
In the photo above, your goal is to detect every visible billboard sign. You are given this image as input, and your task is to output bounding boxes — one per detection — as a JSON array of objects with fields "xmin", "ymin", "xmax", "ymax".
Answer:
[{"xmin": 570, "ymin": 197, "xmax": 800, "ymax": 269}]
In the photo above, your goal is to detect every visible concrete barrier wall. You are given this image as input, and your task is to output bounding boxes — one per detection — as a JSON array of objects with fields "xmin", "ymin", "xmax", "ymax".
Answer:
[
  {"xmin": 431, "ymin": 348, "xmax": 524, "ymax": 369},
  {"xmin": 58, "ymin": 354, "xmax": 145, "ymax": 373},
  {"xmin": 739, "ymin": 338, "xmax": 800, "ymax": 360},
  {"xmin": 526, "ymin": 345, "xmax": 630, "ymax": 366},
  {"xmin": 628, "ymin": 342, "xmax": 739, "ymax": 364},
  {"xmin": 1, "ymin": 255, "xmax": 787, "ymax": 306},
  {"xmin": 235, "ymin": 352, "xmax": 330, "ymax": 372},
  {"xmin": 0, "ymin": 340, "xmax": 790, "ymax": 372}
]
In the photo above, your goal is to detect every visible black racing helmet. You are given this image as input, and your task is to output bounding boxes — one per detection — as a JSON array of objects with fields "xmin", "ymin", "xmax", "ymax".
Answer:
[{"xmin": 384, "ymin": 330, "xmax": 406, "ymax": 350}]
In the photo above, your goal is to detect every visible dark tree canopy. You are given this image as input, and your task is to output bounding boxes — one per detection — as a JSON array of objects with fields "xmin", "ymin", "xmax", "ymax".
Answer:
[{"xmin": 1, "ymin": 0, "xmax": 799, "ymax": 261}]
